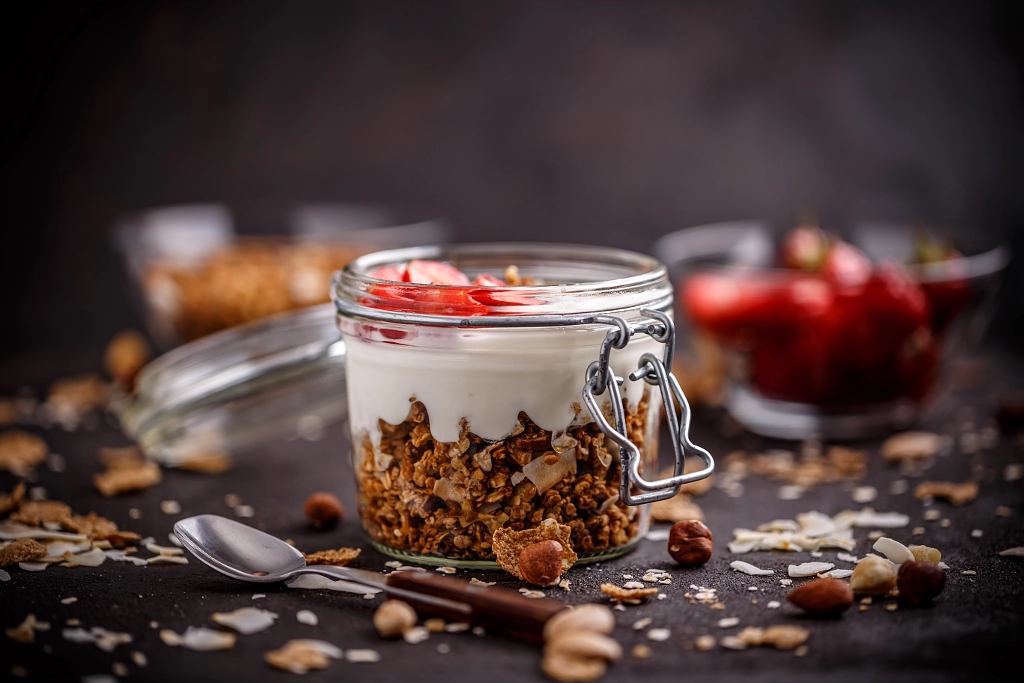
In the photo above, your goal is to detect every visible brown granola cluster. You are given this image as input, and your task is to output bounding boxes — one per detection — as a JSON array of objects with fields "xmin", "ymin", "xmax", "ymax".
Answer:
[
  {"xmin": 143, "ymin": 239, "xmax": 364, "ymax": 341},
  {"xmin": 355, "ymin": 395, "xmax": 650, "ymax": 561}
]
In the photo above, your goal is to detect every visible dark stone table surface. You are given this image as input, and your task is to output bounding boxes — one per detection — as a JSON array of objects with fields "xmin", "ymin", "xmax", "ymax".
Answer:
[{"xmin": 1, "ymin": 348, "xmax": 1022, "ymax": 683}]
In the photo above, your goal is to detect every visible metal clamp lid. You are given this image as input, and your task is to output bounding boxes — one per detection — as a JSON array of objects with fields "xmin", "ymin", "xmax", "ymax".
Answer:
[{"xmin": 582, "ymin": 310, "xmax": 714, "ymax": 506}]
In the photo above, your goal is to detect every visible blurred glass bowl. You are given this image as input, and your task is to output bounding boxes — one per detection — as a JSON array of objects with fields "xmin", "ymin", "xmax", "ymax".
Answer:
[
  {"xmin": 653, "ymin": 220, "xmax": 1009, "ymax": 439},
  {"xmin": 113, "ymin": 203, "xmax": 448, "ymax": 347}
]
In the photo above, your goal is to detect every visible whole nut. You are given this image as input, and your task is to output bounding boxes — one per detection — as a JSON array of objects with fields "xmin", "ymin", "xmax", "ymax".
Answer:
[
  {"xmin": 543, "ymin": 604, "xmax": 616, "ymax": 641},
  {"xmin": 303, "ymin": 492, "xmax": 343, "ymax": 529},
  {"xmin": 897, "ymin": 560, "xmax": 947, "ymax": 605},
  {"xmin": 667, "ymin": 520, "xmax": 713, "ymax": 565},
  {"xmin": 541, "ymin": 652, "xmax": 607, "ymax": 683},
  {"xmin": 786, "ymin": 578, "xmax": 854, "ymax": 615},
  {"xmin": 520, "ymin": 540, "xmax": 565, "ymax": 586},
  {"xmin": 373, "ymin": 599, "xmax": 417, "ymax": 638},
  {"xmin": 849, "ymin": 555, "xmax": 897, "ymax": 595},
  {"xmin": 908, "ymin": 545, "xmax": 942, "ymax": 564},
  {"xmin": 544, "ymin": 631, "xmax": 623, "ymax": 661}
]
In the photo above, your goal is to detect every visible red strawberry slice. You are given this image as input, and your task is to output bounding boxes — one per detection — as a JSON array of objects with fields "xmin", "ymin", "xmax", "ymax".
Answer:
[
  {"xmin": 367, "ymin": 265, "xmax": 405, "ymax": 282},
  {"xmin": 472, "ymin": 273, "xmax": 507, "ymax": 286},
  {"xmin": 402, "ymin": 259, "xmax": 471, "ymax": 286}
]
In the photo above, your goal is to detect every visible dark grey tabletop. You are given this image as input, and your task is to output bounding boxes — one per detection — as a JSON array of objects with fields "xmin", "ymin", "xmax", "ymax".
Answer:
[{"xmin": 1, "ymin": 348, "xmax": 1022, "ymax": 683}]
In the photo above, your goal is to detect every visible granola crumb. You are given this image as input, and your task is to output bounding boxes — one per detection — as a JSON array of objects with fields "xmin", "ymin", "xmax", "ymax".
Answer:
[
  {"xmin": 0, "ymin": 482, "xmax": 26, "ymax": 514},
  {"xmin": 174, "ymin": 451, "xmax": 233, "ymax": 474},
  {"xmin": 303, "ymin": 547, "xmax": 360, "ymax": 566},
  {"xmin": 0, "ymin": 430, "xmax": 48, "ymax": 475},
  {"xmin": 913, "ymin": 481, "xmax": 979, "ymax": 506},
  {"xmin": 94, "ymin": 459, "xmax": 162, "ymax": 497},
  {"xmin": 600, "ymin": 583, "xmax": 658, "ymax": 602},
  {"xmin": 0, "ymin": 539, "xmax": 47, "ymax": 566},
  {"xmin": 695, "ymin": 635, "xmax": 716, "ymax": 651},
  {"xmin": 631, "ymin": 644, "xmax": 652, "ymax": 659},
  {"xmin": 265, "ymin": 639, "xmax": 342, "ymax": 673}
]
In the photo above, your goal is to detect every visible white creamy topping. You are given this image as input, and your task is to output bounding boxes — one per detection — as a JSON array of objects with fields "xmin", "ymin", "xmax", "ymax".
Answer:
[{"xmin": 344, "ymin": 323, "xmax": 661, "ymax": 446}]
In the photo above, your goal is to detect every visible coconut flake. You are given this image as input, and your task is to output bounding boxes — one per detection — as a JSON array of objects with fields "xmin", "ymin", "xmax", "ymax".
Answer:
[
  {"xmin": 0, "ymin": 521, "xmax": 87, "ymax": 542},
  {"xmin": 645, "ymin": 528, "xmax": 670, "ymax": 542},
  {"xmin": 18, "ymin": 561, "xmax": 49, "ymax": 572},
  {"xmin": 211, "ymin": 608, "xmax": 279, "ymax": 635},
  {"xmin": 296, "ymin": 610, "xmax": 318, "ymax": 626},
  {"xmin": 345, "ymin": 649, "xmax": 381, "ymax": 663},
  {"xmin": 168, "ymin": 533, "xmax": 183, "ymax": 547},
  {"xmin": 146, "ymin": 543, "xmax": 184, "ymax": 557},
  {"xmin": 62, "ymin": 548, "xmax": 107, "ymax": 567},
  {"xmin": 62, "ymin": 627, "xmax": 96, "ymax": 644},
  {"xmin": 0, "ymin": 568, "xmax": 9, "ymax": 581},
  {"xmin": 819, "ymin": 569, "xmax": 854, "ymax": 579},
  {"xmin": 998, "ymin": 546, "xmax": 1024, "ymax": 557},
  {"xmin": 164, "ymin": 626, "xmax": 236, "ymax": 651},
  {"xmin": 522, "ymin": 448, "xmax": 577, "ymax": 494},
  {"xmin": 796, "ymin": 511, "xmax": 835, "ymax": 538},
  {"xmin": 834, "ymin": 509, "xmax": 910, "ymax": 529},
  {"xmin": 730, "ymin": 561, "xmax": 774, "ymax": 576},
  {"xmin": 872, "ymin": 537, "xmax": 914, "ymax": 564},
  {"xmin": 147, "ymin": 555, "xmax": 189, "ymax": 565},
  {"xmin": 788, "ymin": 562, "xmax": 834, "ymax": 578},
  {"xmin": 286, "ymin": 574, "xmax": 381, "ymax": 595}
]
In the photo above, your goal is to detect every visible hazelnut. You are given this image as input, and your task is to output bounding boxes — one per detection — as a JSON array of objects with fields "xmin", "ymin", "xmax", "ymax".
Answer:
[
  {"xmin": 786, "ymin": 578, "xmax": 854, "ymax": 615},
  {"xmin": 849, "ymin": 555, "xmax": 897, "ymax": 595},
  {"xmin": 303, "ymin": 492, "xmax": 343, "ymax": 529},
  {"xmin": 373, "ymin": 599, "xmax": 417, "ymax": 638},
  {"xmin": 897, "ymin": 561, "xmax": 946, "ymax": 605},
  {"xmin": 667, "ymin": 519, "xmax": 713, "ymax": 565},
  {"xmin": 519, "ymin": 540, "xmax": 564, "ymax": 586}
]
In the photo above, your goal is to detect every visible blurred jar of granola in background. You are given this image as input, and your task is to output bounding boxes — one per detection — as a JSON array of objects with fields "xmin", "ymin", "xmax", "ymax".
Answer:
[{"xmin": 113, "ymin": 203, "xmax": 448, "ymax": 347}]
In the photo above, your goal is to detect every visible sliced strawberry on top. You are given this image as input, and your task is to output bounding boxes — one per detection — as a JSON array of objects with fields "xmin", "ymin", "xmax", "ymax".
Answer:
[
  {"xmin": 472, "ymin": 273, "xmax": 507, "ymax": 286},
  {"xmin": 402, "ymin": 259, "xmax": 471, "ymax": 286},
  {"xmin": 367, "ymin": 265, "xmax": 405, "ymax": 282}
]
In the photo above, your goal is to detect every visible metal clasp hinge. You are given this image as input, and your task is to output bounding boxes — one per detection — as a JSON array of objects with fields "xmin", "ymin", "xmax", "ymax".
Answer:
[{"xmin": 581, "ymin": 309, "xmax": 715, "ymax": 506}]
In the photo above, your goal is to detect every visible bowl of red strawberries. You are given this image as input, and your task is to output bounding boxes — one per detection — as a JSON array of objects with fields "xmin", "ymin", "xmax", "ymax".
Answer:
[{"xmin": 653, "ymin": 220, "xmax": 1010, "ymax": 439}]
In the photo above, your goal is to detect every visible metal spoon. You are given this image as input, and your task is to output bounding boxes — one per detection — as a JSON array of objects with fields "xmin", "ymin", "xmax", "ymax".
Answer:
[{"xmin": 173, "ymin": 514, "xmax": 564, "ymax": 641}]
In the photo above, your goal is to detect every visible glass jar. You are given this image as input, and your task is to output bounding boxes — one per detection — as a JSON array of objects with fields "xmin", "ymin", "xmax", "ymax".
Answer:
[{"xmin": 332, "ymin": 243, "xmax": 713, "ymax": 567}]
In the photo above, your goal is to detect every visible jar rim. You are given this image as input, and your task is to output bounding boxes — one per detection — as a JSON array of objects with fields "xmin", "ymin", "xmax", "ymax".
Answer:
[{"xmin": 333, "ymin": 242, "xmax": 673, "ymax": 323}]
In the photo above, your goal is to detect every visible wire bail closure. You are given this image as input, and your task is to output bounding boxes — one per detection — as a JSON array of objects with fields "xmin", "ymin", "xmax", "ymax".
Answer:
[{"xmin": 582, "ymin": 310, "xmax": 715, "ymax": 506}]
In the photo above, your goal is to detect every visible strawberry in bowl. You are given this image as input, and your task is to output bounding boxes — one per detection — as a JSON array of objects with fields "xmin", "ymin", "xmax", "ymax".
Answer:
[{"xmin": 656, "ymin": 220, "xmax": 1008, "ymax": 439}]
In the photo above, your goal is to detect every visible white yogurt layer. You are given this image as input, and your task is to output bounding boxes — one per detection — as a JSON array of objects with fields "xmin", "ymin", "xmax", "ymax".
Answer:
[{"xmin": 343, "ymin": 323, "xmax": 662, "ymax": 446}]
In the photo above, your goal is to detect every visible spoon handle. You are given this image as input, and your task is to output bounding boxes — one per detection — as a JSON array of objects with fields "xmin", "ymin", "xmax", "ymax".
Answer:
[{"xmin": 386, "ymin": 570, "xmax": 566, "ymax": 642}]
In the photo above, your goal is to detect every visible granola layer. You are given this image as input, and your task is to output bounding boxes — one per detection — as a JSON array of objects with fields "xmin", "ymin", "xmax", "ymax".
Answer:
[{"xmin": 355, "ymin": 394, "xmax": 650, "ymax": 561}]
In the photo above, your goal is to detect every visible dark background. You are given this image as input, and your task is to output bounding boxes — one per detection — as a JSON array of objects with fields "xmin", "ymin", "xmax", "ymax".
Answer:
[{"xmin": 3, "ymin": 0, "xmax": 1024, "ymax": 368}]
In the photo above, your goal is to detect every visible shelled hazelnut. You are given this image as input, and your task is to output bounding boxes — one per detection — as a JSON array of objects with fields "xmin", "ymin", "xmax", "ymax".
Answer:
[
  {"xmin": 786, "ymin": 578, "xmax": 854, "ymax": 615},
  {"xmin": 668, "ymin": 520, "xmax": 713, "ymax": 565},
  {"xmin": 520, "ymin": 540, "xmax": 565, "ymax": 587},
  {"xmin": 303, "ymin": 492, "xmax": 344, "ymax": 529},
  {"xmin": 897, "ymin": 561, "xmax": 946, "ymax": 605}
]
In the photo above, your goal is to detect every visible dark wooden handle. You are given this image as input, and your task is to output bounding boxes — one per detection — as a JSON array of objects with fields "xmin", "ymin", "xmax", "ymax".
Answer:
[{"xmin": 386, "ymin": 571, "xmax": 566, "ymax": 642}]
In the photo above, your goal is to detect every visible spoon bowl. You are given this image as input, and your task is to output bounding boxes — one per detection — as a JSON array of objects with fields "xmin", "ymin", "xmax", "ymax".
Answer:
[{"xmin": 174, "ymin": 514, "xmax": 306, "ymax": 582}]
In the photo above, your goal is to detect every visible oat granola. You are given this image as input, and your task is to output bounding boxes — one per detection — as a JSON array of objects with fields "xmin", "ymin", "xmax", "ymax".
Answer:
[
  {"xmin": 600, "ymin": 584, "xmax": 659, "ymax": 601},
  {"xmin": 0, "ymin": 430, "xmax": 48, "ymax": 474},
  {"xmin": 303, "ymin": 547, "xmax": 361, "ymax": 566},
  {"xmin": 0, "ymin": 538, "xmax": 47, "ymax": 566},
  {"xmin": 354, "ymin": 396, "xmax": 649, "ymax": 561}
]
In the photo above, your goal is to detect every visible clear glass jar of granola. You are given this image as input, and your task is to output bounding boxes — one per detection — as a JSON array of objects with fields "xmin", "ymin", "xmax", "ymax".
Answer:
[{"xmin": 332, "ymin": 243, "xmax": 713, "ymax": 567}]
